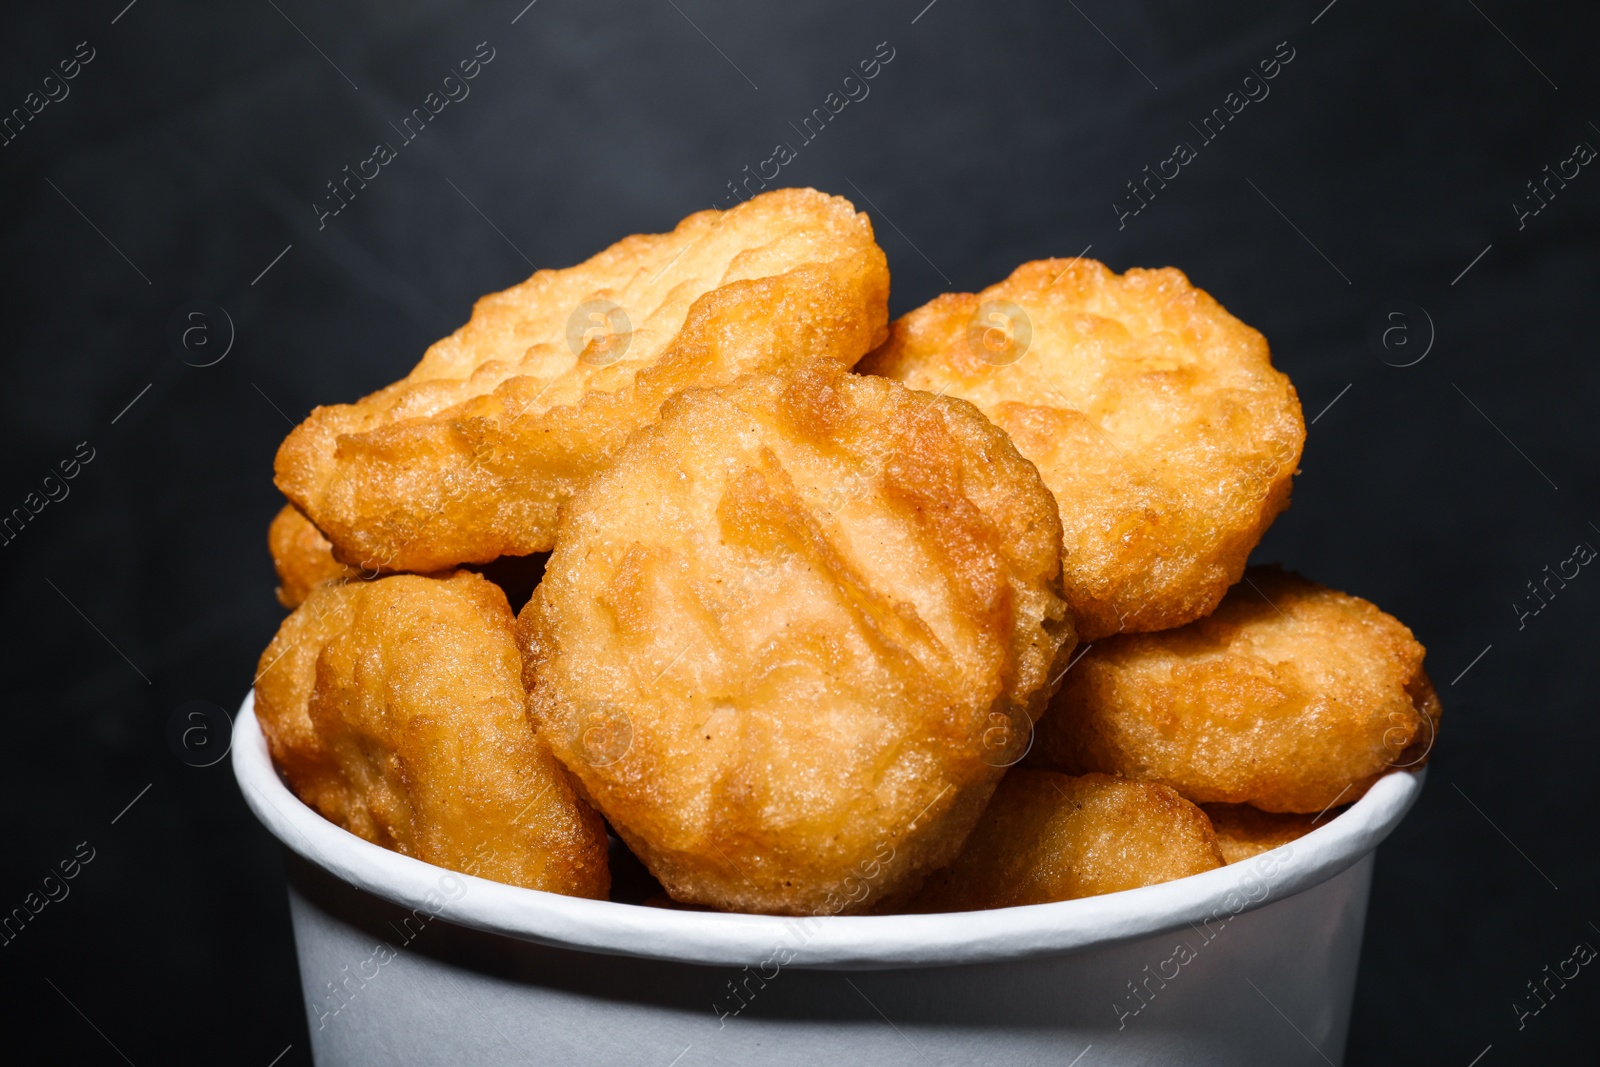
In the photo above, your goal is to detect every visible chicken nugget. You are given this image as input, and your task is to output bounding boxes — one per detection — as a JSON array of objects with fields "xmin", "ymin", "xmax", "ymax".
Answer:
[
  {"xmin": 1032, "ymin": 566, "xmax": 1441, "ymax": 813},
  {"xmin": 519, "ymin": 361, "xmax": 1074, "ymax": 915},
  {"xmin": 255, "ymin": 570, "xmax": 608, "ymax": 896},
  {"xmin": 905, "ymin": 771, "xmax": 1223, "ymax": 912},
  {"xmin": 276, "ymin": 188, "xmax": 890, "ymax": 574},
  {"xmin": 1202, "ymin": 803, "xmax": 1320, "ymax": 865},
  {"xmin": 268, "ymin": 503, "xmax": 358, "ymax": 608},
  {"xmin": 860, "ymin": 259, "xmax": 1304, "ymax": 640}
]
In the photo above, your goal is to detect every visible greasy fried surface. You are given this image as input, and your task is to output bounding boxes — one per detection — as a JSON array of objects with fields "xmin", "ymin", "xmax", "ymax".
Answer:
[
  {"xmin": 906, "ymin": 771, "xmax": 1223, "ymax": 912},
  {"xmin": 269, "ymin": 503, "xmax": 357, "ymax": 608},
  {"xmin": 1203, "ymin": 804, "xmax": 1320, "ymax": 865},
  {"xmin": 255, "ymin": 571, "xmax": 608, "ymax": 896},
  {"xmin": 1033, "ymin": 566, "xmax": 1441, "ymax": 813},
  {"xmin": 277, "ymin": 188, "xmax": 890, "ymax": 573},
  {"xmin": 520, "ymin": 362, "xmax": 1074, "ymax": 915},
  {"xmin": 860, "ymin": 259, "xmax": 1304, "ymax": 640}
]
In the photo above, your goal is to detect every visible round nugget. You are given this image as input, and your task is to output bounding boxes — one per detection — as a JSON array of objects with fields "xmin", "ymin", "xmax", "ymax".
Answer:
[
  {"xmin": 268, "ymin": 503, "xmax": 357, "ymax": 608},
  {"xmin": 1032, "ymin": 566, "xmax": 1442, "ymax": 813},
  {"xmin": 905, "ymin": 771, "xmax": 1223, "ymax": 912},
  {"xmin": 519, "ymin": 361, "xmax": 1074, "ymax": 915},
  {"xmin": 255, "ymin": 570, "xmax": 609, "ymax": 897},
  {"xmin": 1202, "ymin": 804, "xmax": 1320, "ymax": 865},
  {"xmin": 860, "ymin": 259, "xmax": 1304, "ymax": 640}
]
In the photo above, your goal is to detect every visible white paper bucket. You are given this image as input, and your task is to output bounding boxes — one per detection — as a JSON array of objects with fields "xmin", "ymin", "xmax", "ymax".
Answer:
[{"xmin": 232, "ymin": 692, "xmax": 1422, "ymax": 1066}]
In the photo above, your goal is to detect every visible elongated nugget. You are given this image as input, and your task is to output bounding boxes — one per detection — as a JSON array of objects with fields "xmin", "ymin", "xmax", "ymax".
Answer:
[
  {"xmin": 519, "ymin": 361, "xmax": 1074, "ymax": 915},
  {"xmin": 907, "ymin": 771, "xmax": 1224, "ymax": 912},
  {"xmin": 255, "ymin": 570, "xmax": 608, "ymax": 896},
  {"xmin": 860, "ymin": 259, "xmax": 1304, "ymax": 640},
  {"xmin": 276, "ymin": 188, "xmax": 889, "ymax": 573},
  {"xmin": 1033, "ymin": 566, "xmax": 1441, "ymax": 813}
]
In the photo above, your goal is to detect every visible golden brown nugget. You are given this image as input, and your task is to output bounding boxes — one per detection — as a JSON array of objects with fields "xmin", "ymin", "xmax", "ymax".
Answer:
[
  {"xmin": 255, "ymin": 571, "xmax": 608, "ymax": 897},
  {"xmin": 860, "ymin": 259, "xmax": 1304, "ymax": 640},
  {"xmin": 277, "ymin": 188, "xmax": 890, "ymax": 574},
  {"xmin": 906, "ymin": 771, "xmax": 1223, "ymax": 912},
  {"xmin": 1033, "ymin": 566, "xmax": 1442, "ymax": 813},
  {"xmin": 269, "ymin": 504, "xmax": 358, "ymax": 608},
  {"xmin": 519, "ymin": 361, "xmax": 1074, "ymax": 915},
  {"xmin": 1202, "ymin": 804, "xmax": 1320, "ymax": 865}
]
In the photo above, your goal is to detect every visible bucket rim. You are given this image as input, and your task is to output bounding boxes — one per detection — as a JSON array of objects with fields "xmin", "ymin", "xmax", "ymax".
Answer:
[{"xmin": 233, "ymin": 691, "xmax": 1423, "ymax": 969}]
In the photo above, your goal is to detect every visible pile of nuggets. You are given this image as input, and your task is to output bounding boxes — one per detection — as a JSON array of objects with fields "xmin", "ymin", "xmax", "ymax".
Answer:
[{"xmin": 255, "ymin": 188, "xmax": 1440, "ymax": 917}]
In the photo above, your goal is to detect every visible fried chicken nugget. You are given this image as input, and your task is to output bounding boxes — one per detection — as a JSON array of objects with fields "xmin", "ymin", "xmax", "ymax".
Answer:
[
  {"xmin": 276, "ymin": 188, "xmax": 890, "ymax": 574},
  {"xmin": 906, "ymin": 771, "xmax": 1223, "ymax": 912},
  {"xmin": 859, "ymin": 260, "xmax": 1304, "ymax": 640},
  {"xmin": 1032, "ymin": 566, "xmax": 1442, "ymax": 813},
  {"xmin": 269, "ymin": 503, "xmax": 357, "ymax": 608},
  {"xmin": 255, "ymin": 570, "xmax": 609, "ymax": 896},
  {"xmin": 1202, "ymin": 804, "xmax": 1319, "ymax": 865},
  {"xmin": 519, "ymin": 361, "xmax": 1074, "ymax": 915}
]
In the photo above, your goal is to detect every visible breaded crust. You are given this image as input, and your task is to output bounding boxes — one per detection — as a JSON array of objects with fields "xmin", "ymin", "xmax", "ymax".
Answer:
[
  {"xmin": 276, "ymin": 188, "xmax": 890, "ymax": 573},
  {"xmin": 519, "ymin": 361, "xmax": 1074, "ymax": 915},
  {"xmin": 1202, "ymin": 803, "xmax": 1320, "ymax": 865},
  {"xmin": 904, "ymin": 770, "xmax": 1223, "ymax": 911},
  {"xmin": 268, "ymin": 503, "xmax": 357, "ymax": 608},
  {"xmin": 860, "ymin": 259, "xmax": 1304, "ymax": 640},
  {"xmin": 1032, "ymin": 565, "xmax": 1441, "ymax": 813},
  {"xmin": 254, "ymin": 570, "xmax": 609, "ymax": 897}
]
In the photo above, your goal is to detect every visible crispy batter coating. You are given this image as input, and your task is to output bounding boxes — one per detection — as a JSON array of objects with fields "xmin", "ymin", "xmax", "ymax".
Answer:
[
  {"xmin": 276, "ymin": 188, "xmax": 890, "ymax": 574},
  {"xmin": 905, "ymin": 771, "xmax": 1223, "ymax": 912},
  {"xmin": 255, "ymin": 570, "xmax": 608, "ymax": 896},
  {"xmin": 1202, "ymin": 804, "xmax": 1320, "ymax": 865},
  {"xmin": 519, "ymin": 361, "xmax": 1074, "ymax": 915},
  {"xmin": 1032, "ymin": 566, "xmax": 1441, "ymax": 813},
  {"xmin": 269, "ymin": 504, "xmax": 358, "ymax": 608},
  {"xmin": 860, "ymin": 259, "xmax": 1304, "ymax": 640}
]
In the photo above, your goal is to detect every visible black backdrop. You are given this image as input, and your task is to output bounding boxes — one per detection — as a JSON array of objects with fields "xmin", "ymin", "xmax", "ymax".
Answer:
[{"xmin": 1, "ymin": 1, "xmax": 1595, "ymax": 1063}]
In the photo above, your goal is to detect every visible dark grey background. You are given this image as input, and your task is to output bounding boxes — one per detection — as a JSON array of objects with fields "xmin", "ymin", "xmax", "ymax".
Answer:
[{"xmin": 0, "ymin": 1, "xmax": 1594, "ymax": 1063}]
